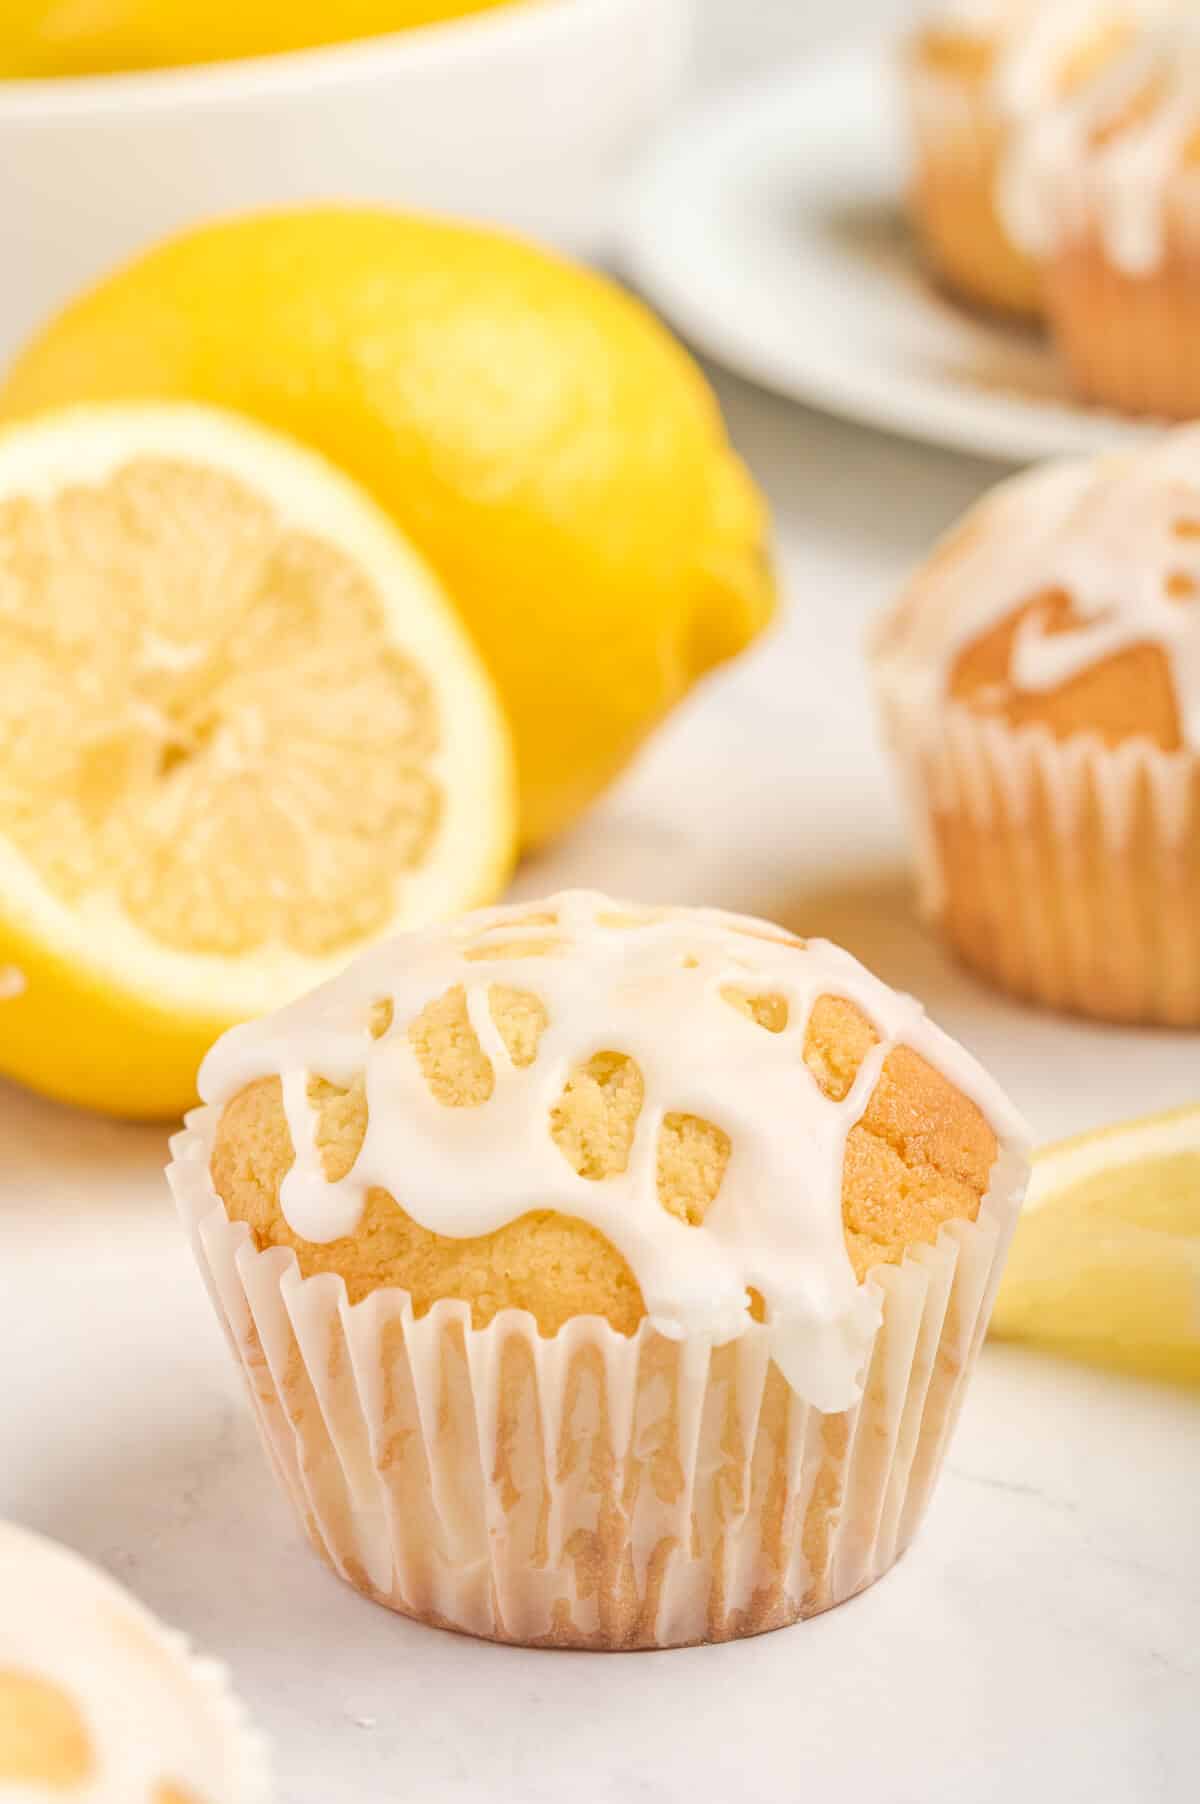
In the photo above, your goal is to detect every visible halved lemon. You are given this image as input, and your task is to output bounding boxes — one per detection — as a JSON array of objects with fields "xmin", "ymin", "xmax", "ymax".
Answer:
[
  {"xmin": 991, "ymin": 1104, "xmax": 1200, "ymax": 1386},
  {"xmin": 0, "ymin": 207, "xmax": 775, "ymax": 849},
  {"xmin": 0, "ymin": 403, "xmax": 515, "ymax": 1118}
]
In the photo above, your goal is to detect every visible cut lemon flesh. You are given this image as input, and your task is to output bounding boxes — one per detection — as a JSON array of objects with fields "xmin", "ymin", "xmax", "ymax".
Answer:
[
  {"xmin": 991, "ymin": 1104, "xmax": 1200, "ymax": 1386},
  {"xmin": 0, "ymin": 403, "xmax": 514, "ymax": 1117}
]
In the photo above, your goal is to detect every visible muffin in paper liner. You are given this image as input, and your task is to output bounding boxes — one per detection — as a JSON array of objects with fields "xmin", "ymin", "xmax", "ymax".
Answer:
[
  {"xmin": 903, "ymin": 5, "xmax": 1184, "ymax": 331},
  {"xmin": 0, "ymin": 1518, "xmax": 270, "ymax": 1802},
  {"xmin": 169, "ymin": 1105, "xmax": 1012, "ymax": 1651},
  {"xmin": 878, "ymin": 698, "xmax": 1200, "ymax": 1027},
  {"xmin": 872, "ymin": 420, "xmax": 1200, "ymax": 1027}
]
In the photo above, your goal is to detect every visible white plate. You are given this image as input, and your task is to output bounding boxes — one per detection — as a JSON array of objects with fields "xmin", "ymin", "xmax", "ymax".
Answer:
[{"xmin": 627, "ymin": 42, "xmax": 1161, "ymax": 465}]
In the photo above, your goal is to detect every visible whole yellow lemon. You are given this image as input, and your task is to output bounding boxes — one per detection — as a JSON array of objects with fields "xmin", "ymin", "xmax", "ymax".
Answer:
[
  {"xmin": 0, "ymin": 1, "xmax": 519, "ymax": 78},
  {"xmin": 1, "ymin": 209, "xmax": 774, "ymax": 846}
]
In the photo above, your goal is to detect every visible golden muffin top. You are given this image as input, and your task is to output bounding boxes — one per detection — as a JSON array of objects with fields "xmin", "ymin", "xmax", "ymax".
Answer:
[
  {"xmin": 872, "ymin": 428, "xmax": 1200, "ymax": 754},
  {"xmin": 200, "ymin": 892, "xmax": 1028, "ymax": 1412},
  {"xmin": 0, "ymin": 1522, "xmax": 265, "ymax": 1803}
]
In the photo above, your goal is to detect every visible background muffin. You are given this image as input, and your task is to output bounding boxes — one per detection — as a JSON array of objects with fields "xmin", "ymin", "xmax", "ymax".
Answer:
[
  {"xmin": 0, "ymin": 1521, "xmax": 267, "ymax": 1802},
  {"xmin": 871, "ymin": 429, "xmax": 1200, "ymax": 1025},
  {"xmin": 1001, "ymin": 12, "xmax": 1200, "ymax": 418},
  {"xmin": 903, "ymin": 0, "xmax": 1147, "ymax": 318},
  {"xmin": 173, "ymin": 890, "xmax": 1028, "ymax": 1650}
]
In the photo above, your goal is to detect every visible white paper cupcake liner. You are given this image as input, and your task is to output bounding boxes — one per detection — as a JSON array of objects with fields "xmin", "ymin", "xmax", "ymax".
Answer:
[
  {"xmin": 877, "ymin": 695, "xmax": 1200, "ymax": 1025},
  {"xmin": 170, "ymin": 1105, "xmax": 1017, "ymax": 1651}
]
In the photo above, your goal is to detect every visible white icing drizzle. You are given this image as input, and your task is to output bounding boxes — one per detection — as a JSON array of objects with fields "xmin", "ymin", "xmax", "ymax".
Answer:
[
  {"xmin": 199, "ymin": 891, "xmax": 1028, "ymax": 1414},
  {"xmin": 872, "ymin": 426, "xmax": 1200, "ymax": 752},
  {"xmin": 998, "ymin": 9, "xmax": 1200, "ymax": 273},
  {"xmin": 0, "ymin": 1521, "xmax": 266, "ymax": 1804},
  {"xmin": 923, "ymin": 0, "xmax": 1160, "ymax": 108},
  {"xmin": 995, "ymin": 0, "xmax": 1134, "ymax": 113}
]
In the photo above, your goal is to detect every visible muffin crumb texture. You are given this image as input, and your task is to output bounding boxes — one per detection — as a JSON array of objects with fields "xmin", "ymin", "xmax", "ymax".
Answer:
[
  {"xmin": 0, "ymin": 458, "xmax": 443, "ymax": 962},
  {"xmin": 208, "ymin": 893, "xmax": 1000, "ymax": 1354}
]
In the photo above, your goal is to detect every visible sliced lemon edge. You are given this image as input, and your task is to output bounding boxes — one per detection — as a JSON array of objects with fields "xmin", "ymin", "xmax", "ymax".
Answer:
[
  {"xmin": 991, "ymin": 1101, "xmax": 1200, "ymax": 1382},
  {"xmin": 0, "ymin": 401, "xmax": 517, "ymax": 1023},
  {"xmin": 1025, "ymin": 1102, "xmax": 1200, "ymax": 1213}
]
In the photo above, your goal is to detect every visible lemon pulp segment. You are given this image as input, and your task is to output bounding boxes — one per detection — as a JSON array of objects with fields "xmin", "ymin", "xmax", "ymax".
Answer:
[{"xmin": 0, "ymin": 403, "xmax": 514, "ymax": 1116}]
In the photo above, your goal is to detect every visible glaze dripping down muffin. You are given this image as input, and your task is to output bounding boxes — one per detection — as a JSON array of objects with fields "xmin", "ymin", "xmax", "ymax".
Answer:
[
  {"xmin": 175, "ymin": 891, "xmax": 1028, "ymax": 1648},
  {"xmin": 202, "ymin": 891, "xmax": 1021, "ymax": 1409}
]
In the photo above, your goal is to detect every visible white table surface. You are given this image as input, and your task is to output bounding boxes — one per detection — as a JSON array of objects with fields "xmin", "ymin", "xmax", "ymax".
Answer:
[{"xmin": 2, "ymin": 4, "xmax": 1197, "ymax": 1801}]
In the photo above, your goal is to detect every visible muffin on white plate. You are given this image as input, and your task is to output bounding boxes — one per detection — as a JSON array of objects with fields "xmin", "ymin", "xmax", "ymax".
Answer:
[
  {"xmin": 171, "ymin": 890, "xmax": 1029, "ymax": 1650},
  {"xmin": 904, "ymin": 0, "xmax": 1161, "ymax": 318},
  {"xmin": 0, "ymin": 1521, "xmax": 268, "ymax": 1801}
]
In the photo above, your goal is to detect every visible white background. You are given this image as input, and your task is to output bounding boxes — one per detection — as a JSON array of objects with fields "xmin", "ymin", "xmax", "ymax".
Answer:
[
  {"xmin": 694, "ymin": 0, "xmax": 918, "ymax": 83},
  {"xmin": 1, "ymin": 3, "xmax": 1197, "ymax": 1802}
]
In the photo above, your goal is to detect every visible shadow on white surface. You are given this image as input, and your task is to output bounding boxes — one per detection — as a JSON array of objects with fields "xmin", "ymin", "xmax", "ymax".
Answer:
[{"xmin": 0, "ymin": 1073, "xmax": 167, "ymax": 1195}]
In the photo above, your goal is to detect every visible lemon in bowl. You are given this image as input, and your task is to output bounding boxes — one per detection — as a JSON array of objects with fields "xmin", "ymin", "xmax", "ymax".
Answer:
[
  {"xmin": 0, "ymin": 0, "xmax": 519, "ymax": 76},
  {"xmin": 0, "ymin": 1, "xmax": 690, "ymax": 351}
]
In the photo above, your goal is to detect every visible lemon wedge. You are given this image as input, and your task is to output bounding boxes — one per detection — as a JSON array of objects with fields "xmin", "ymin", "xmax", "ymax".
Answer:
[
  {"xmin": 991, "ymin": 1104, "xmax": 1200, "ymax": 1386},
  {"xmin": 0, "ymin": 403, "xmax": 514, "ymax": 1118}
]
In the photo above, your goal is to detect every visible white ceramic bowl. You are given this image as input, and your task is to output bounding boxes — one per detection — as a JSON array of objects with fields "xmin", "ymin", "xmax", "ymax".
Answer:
[{"xmin": 0, "ymin": 0, "xmax": 689, "ymax": 358}]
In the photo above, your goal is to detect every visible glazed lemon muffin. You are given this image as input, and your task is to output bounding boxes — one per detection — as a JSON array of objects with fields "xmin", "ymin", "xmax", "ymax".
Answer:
[
  {"xmin": 872, "ymin": 428, "xmax": 1200, "ymax": 1025},
  {"xmin": 0, "ymin": 1522, "xmax": 267, "ymax": 1802},
  {"xmin": 171, "ymin": 891, "xmax": 1029, "ymax": 1650},
  {"xmin": 1001, "ymin": 11, "xmax": 1200, "ymax": 417},
  {"xmin": 904, "ymin": 0, "xmax": 1156, "ymax": 318}
]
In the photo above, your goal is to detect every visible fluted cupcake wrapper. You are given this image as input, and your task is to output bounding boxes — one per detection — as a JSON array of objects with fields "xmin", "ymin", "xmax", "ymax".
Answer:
[
  {"xmin": 878, "ymin": 695, "xmax": 1200, "ymax": 1026},
  {"xmin": 169, "ymin": 1108, "xmax": 1008, "ymax": 1650}
]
